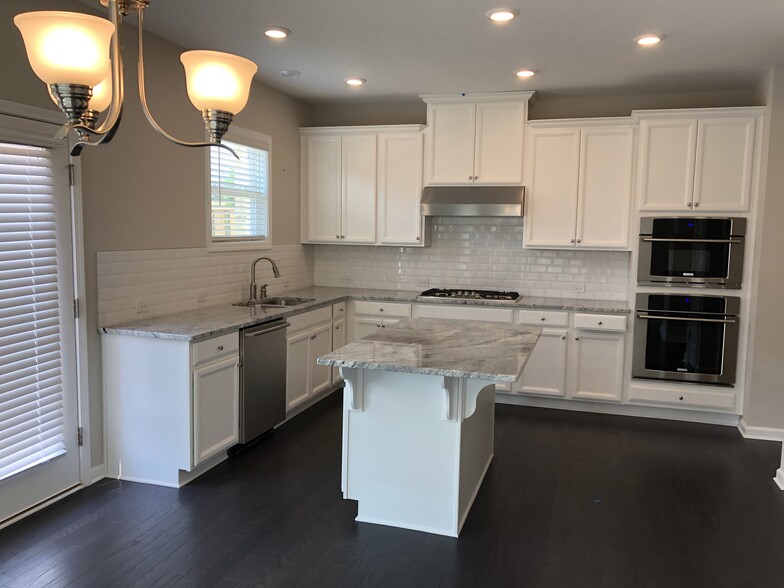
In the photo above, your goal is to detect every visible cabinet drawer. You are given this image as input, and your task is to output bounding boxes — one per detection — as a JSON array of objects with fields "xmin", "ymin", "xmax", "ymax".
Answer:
[
  {"xmin": 288, "ymin": 306, "xmax": 333, "ymax": 333},
  {"xmin": 332, "ymin": 302, "xmax": 346, "ymax": 318},
  {"xmin": 516, "ymin": 309, "xmax": 569, "ymax": 327},
  {"xmin": 416, "ymin": 304, "xmax": 513, "ymax": 323},
  {"xmin": 353, "ymin": 300, "xmax": 412, "ymax": 318},
  {"xmin": 573, "ymin": 313, "xmax": 626, "ymax": 332},
  {"xmin": 192, "ymin": 332, "xmax": 239, "ymax": 366},
  {"xmin": 629, "ymin": 383, "xmax": 736, "ymax": 411}
]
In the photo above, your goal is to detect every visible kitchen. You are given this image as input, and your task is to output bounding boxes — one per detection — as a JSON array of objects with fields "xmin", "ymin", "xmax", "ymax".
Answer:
[{"xmin": 1, "ymin": 0, "xmax": 784, "ymax": 585}]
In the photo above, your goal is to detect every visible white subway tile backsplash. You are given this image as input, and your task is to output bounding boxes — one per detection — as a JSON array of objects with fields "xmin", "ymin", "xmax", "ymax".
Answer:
[{"xmin": 313, "ymin": 217, "xmax": 629, "ymax": 301}]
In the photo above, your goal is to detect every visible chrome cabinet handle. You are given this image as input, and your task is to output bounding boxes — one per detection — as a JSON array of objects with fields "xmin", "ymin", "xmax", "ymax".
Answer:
[
  {"xmin": 636, "ymin": 313, "xmax": 736, "ymax": 324},
  {"xmin": 244, "ymin": 322, "xmax": 290, "ymax": 338},
  {"xmin": 641, "ymin": 237, "xmax": 743, "ymax": 244}
]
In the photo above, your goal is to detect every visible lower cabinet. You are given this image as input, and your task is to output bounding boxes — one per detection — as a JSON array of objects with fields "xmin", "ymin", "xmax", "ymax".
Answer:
[
  {"xmin": 568, "ymin": 330, "xmax": 625, "ymax": 402},
  {"xmin": 192, "ymin": 355, "xmax": 240, "ymax": 466},
  {"xmin": 350, "ymin": 301, "xmax": 413, "ymax": 341},
  {"xmin": 516, "ymin": 328, "xmax": 568, "ymax": 397}
]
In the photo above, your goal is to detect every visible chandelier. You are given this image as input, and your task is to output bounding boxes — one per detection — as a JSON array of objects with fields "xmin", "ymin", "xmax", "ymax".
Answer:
[{"xmin": 13, "ymin": 0, "xmax": 257, "ymax": 157}]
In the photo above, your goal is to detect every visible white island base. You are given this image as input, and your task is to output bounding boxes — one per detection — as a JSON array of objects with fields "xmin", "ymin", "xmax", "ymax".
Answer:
[{"xmin": 340, "ymin": 367, "xmax": 497, "ymax": 537}]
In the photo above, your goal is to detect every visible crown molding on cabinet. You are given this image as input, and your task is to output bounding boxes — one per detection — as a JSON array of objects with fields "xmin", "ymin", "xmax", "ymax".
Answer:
[
  {"xmin": 300, "ymin": 124, "xmax": 425, "ymax": 135},
  {"xmin": 631, "ymin": 106, "xmax": 766, "ymax": 120},
  {"xmin": 420, "ymin": 91, "xmax": 536, "ymax": 105}
]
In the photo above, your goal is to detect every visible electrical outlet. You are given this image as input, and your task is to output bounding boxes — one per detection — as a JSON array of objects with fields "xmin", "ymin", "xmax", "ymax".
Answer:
[
  {"xmin": 340, "ymin": 275, "xmax": 353, "ymax": 285},
  {"xmin": 570, "ymin": 284, "xmax": 586, "ymax": 294},
  {"xmin": 135, "ymin": 299, "xmax": 150, "ymax": 314},
  {"xmin": 196, "ymin": 291, "xmax": 208, "ymax": 304}
]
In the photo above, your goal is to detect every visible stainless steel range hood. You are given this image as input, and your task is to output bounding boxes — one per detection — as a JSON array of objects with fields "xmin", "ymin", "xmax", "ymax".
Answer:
[{"xmin": 420, "ymin": 186, "xmax": 525, "ymax": 217}]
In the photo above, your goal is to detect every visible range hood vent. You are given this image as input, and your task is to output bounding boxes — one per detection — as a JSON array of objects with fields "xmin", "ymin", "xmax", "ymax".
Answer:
[{"xmin": 421, "ymin": 186, "xmax": 524, "ymax": 217}]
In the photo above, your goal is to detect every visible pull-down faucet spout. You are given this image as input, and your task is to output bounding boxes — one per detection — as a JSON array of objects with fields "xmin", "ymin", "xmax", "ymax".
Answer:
[{"xmin": 249, "ymin": 256, "xmax": 280, "ymax": 301}]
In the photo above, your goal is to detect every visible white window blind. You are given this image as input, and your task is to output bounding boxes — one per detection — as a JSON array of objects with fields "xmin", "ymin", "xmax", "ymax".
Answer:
[
  {"xmin": 210, "ymin": 137, "xmax": 270, "ymax": 243},
  {"xmin": 0, "ymin": 141, "xmax": 67, "ymax": 483}
]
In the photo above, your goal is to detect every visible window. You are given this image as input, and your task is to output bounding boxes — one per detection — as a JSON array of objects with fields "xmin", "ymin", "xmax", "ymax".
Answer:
[{"xmin": 208, "ymin": 127, "xmax": 271, "ymax": 250}]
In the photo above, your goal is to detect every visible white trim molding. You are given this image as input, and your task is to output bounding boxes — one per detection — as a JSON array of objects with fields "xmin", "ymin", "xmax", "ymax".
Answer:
[
  {"xmin": 738, "ymin": 418, "xmax": 784, "ymax": 442},
  {"xmin": 775, "ymin": 469, "xmax": 784, "ymax": 491},
  {"xmin": 91, "ymin": 464, "xmax": 106, "ymax": 484}
]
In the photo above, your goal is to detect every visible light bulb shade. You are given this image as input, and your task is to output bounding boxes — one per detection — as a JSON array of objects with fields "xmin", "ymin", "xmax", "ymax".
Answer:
[
  {"xmin": 89, "ymin": 74, "xmax": 112, "ymax": 113},
  {"xmin": 14, "ymin": 11, "xmax": 115, "ymax": 87},
  {"xmin": 180, "ymin": 50, "xmax": 257, "ymax": 115}
]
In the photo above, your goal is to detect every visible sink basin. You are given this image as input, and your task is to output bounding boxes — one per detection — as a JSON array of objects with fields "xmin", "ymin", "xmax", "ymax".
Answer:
[{"xmin": 233, "ymin": 297, "xmax": 316, "ymax": 308}]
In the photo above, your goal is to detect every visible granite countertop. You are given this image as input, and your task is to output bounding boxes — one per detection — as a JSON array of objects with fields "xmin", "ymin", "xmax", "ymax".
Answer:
[
  {"xmin": 317, "ymin": 318, "xmax": 541, "ymax": 382},
  {"xmin": 99, "ymin": 286, "xmax": 629, "ymax": 342}
]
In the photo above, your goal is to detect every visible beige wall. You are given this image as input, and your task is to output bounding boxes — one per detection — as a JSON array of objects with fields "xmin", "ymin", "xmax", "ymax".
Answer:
[
  {"xmin": 1, "ymin": 0, "xmax": 313, "ymax": 466},
  {"xmin": 743, "ymin": 66, "xmax": 784, "ymax": 428}
]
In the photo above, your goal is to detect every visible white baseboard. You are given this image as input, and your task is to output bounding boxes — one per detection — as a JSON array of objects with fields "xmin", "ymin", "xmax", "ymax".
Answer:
[
  {"xmin": 737, "ymin": 418, "xmax": 784, "ymax": 442},
  {"xmin": 496, "ymin": 393, "xmax": 741, "ymax": 427},
  {"xmin": 775, "ymin": 469, "xmax": 784, "ymax": 491},
  {"xmin": 90, "ymin": 464, "xmax": 106, "ymax": 484}
]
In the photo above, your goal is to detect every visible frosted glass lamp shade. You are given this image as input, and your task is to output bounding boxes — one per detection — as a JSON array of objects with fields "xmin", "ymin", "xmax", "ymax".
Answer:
[
  {"xmin": 14, "ymin": 11, "xmax": 115, "ymax": 87},
  {"xmin": 180, "ymin": 50, "xmax": 257, "ymax": 115},
  {"xmin": 89, "ymin": 75, "xmax": 112, "ymax": 112}
]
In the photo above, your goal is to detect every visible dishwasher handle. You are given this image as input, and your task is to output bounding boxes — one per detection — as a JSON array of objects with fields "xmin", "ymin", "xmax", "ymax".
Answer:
[{"xmin": 244, "ymin": 321, "xmax": 290, "ymax": 338}]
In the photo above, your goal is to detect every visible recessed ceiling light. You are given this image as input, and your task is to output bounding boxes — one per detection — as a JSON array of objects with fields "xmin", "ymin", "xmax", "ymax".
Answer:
[
  {"xmin": 264, "ymin": 27, "xmax": 291, "ymax": 40},
  {"xmin": 279, "ymin": 69, "xmax": 301, "ymax": 77},
  {"xmin": 486, "ymin": 8, "xmax": 520, "ymax": 22},
  {"xmin": 634, "ymin": 34, "xmax": 662, "ymax": 46},
  {"xmin": 515, "ymin": 69, "xmax": 536, "ymax": 78},
  {"xmin": 346, "ymin": 77, "xmax": 366, "ymax": 86}
]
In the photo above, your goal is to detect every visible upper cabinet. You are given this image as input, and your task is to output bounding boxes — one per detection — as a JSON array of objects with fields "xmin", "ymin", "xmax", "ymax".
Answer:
[
  {"xmin": 422, "ymin": 92, "xmax": 533, "ymax": 186},
  {"xmin": 636, "ymin": 110, "xmax": 761, "ymax": 212},
  {"xmin": 523, "ymin": 121, "xmax": 635, "ymax": 250},
  {"xmin": 301, "ymin": 125, "xmax": 427, "ymax": 247}
]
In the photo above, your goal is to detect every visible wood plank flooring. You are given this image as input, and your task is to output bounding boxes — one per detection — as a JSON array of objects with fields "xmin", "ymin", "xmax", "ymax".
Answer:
[{"xmin": 1, "ymin": 392, "xmax": 782, "ymax": 588}]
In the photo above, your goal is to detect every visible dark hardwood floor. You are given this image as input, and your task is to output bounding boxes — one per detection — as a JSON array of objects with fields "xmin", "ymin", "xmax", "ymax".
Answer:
[{"xmin": 1, "ymin": 392, "xmax": 782, "ymax": 588}]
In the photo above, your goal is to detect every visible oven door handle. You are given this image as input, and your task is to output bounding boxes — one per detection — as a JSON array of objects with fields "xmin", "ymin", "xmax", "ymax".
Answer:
[
  {"xmin": 636, "ymin": 313, "xmax": 737, "ymax": 324},
  {"xmin": 640, "ymin": 237, "xmax": 743, "ymax": 244}
]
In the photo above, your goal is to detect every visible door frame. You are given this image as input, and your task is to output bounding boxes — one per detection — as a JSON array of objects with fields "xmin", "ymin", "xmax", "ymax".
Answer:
[{"xmin": 0, "ymin": 99, "xmax": 94, "ymax": 490}]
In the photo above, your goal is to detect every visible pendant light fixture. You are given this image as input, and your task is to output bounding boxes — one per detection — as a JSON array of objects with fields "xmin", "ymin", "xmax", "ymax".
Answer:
[{"xmin": 13, "ymin": 0, "xmax": 257, "ymax": 157}]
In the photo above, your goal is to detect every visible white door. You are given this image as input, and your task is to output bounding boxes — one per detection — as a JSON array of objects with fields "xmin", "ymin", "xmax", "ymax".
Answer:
[
  {"xmin": 576, "ymin": 126, "xmax": 634, "ymax": 249},
  {"xmin": 285, "ymin": 330, "xmax": 310, "ymax": 410},
  {"xmin": 305, "ymin": 135, "xmax": 341, "ymax": 242},
  {"xmin": 331, "ymin": 320, "xmax": 346, "ymax": 384},
  {"xmin": 192, "ymin": 356, "xmax": 239, "ymax": 466},
  {"xmin": 637, "ymin": 118, "xmax": 698, "ymax": 211},
  {"xmin": 474, "ymin": 101, "xmax": 526, "ymax": 185},
  {"xmin": 309, "ymin": 323, "xmax": 333, "ymax": 397},
  {"xmin": 377, "ymin": 132, "xmax": 424, "ymax": 245},
  {"xmin": 341, "ymin": 134, "xmax": 377, "ymax": 243},
  {"xmin": 426, "ymin": 103, "xmax": 476, "ymax": 184},
  {"xmin": 568, "ymin": 331, "xmax": 625, "ymax": 402},
  {"xmin": 516, "ymin": 329, "xmax": 568, "ymax": 397},
  {"xmin": 0, "ymin": 114, "xmax": 80, "ymax": 524},
  {"xmin": 523, "ymin": 127, "xmax": 581, "ymax": 247},
  {"xmin": 693, "ymin": 116, "xmax": 755, "ymax": 212}
]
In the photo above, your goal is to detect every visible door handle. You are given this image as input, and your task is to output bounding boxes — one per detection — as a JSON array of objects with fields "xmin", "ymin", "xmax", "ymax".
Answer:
[
  {"xmin": 641, "ymin": 237, "xmax": 743, "ymax": 244},
  {"xmin": 636, "ymin": 314, "xmax": 736, "ymax": 324},
  {"xmin": 243, "ymin": 321, "xmax": 291, "ymax": 337}
]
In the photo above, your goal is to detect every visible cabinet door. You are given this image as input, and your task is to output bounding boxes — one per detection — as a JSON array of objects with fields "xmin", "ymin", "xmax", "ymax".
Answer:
[
  {"xmin": 377, "ymin": 132, "xmax": 424, "ymax": 245},
  {"xmin": 332, "ymin": 319, "xmax": 346, "ymax": 384},
  {"xmin": 286, "ymin": 330, "xmax": 311, "ymax": 410},
  {"xmin": 192, "ymin": 355, "xmax": 239, "ymax": 466},
  {"xmin": 516, "ymin": 328, "xmax": 568, "ymax": 397},
  {"xmin": 568, "ymin": 331, "xmax": 625, "ymax": 402},
  {"xmin": 305, "ymin": 135, "xmax": 341, "ymax": 242},
  {"xmin": 353, "ymin": 317, "xmax": 383, "ymax": 340},
  {"xmin": 309, "ymin": 323, "xmax": 333, "ymax": 397},
  {"xmin": 576, "ymin": 126, "xmax": 634, "ymax": 249},
  {"xmin": 426, "ymin": 103, "xmax": 476, "ymax": 185},
  {"xmin": 638, "ymin": 118, "xmax": 697, "ymax": 211},
  {"xmin": 523, "ymin": 127, "xmax": 581, "ymax": 247},
  {"xmin": 693, "ymin": 116, "xmax": 755, "ymax": 212},
  {"xmin": 474, "ymin": 101, "xmax": 526, "ymax": 185},
  {"xmin": 341, "ymin": 134, "xmax": 377, "ymax": 243}
]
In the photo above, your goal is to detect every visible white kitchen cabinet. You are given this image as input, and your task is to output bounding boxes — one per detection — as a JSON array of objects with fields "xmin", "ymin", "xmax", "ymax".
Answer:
[
  {"xmin": 285, "ymin": 330, "xmax": 311, "ymax": 410},
  {"xmin": 516, "ymin": 328, "xmax": 568, "ymax": 397},
  {"xmin": 192, "ymin": 355, "xmax": 240, "ymax": 466},
  {"xmin": 301, "ymin": 125, "xmax": 426, "ymax": 247},
  {"xmin": 332, "ymin": 319, "xmax": 346, "ymax": 383},
  {"xmin": 353, "ymin": 317, "xmax": 401, "ymax": 340},
  {"xmin": 422, "ymin": 93, "xmax": 532, "ymax": 186},
  {"xmin": 102, "ymin": 331, "xmax": 240, "ymax": 487},
  {"xmin": 285, "ymin": 307, "xmax": 336, "ymax": 411},
  {"xmin": 637, "ymin": 112, "xmax": 758, "ymax": 212},
  {"xmin": 377, "ymin": 131, "xmax": 426, "ymax": 245},
  {"xmin": 568, "ymin": 318, "xmax": 625, "ymax": 403},
  {"xmin": 350, "ymin": 301, "xmax": 412, "ymax": 342},
  {"xmin": 524, "ymin": 122, "xmax": 634, "ymax": 250}
]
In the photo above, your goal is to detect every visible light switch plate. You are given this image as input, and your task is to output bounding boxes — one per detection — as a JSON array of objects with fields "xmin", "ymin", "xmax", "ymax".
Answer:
[
  {"xmin": 570, "ymin": 284, "xmax": 586, "ymax": 293},
  {"xmin": 135, "ymin": 299, "xmax": 150, "ymax": 314}
]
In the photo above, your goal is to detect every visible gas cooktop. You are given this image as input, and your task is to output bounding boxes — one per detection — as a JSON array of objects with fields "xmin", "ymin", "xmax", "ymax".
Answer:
[{"xmin": 418, "ymin": 288, "xmax": 521, "ymax": 302}]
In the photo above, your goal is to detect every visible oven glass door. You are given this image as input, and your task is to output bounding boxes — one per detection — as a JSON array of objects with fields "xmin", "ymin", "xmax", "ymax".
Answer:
[
  {"xmin": 648, "ymin": 241, "xmax": 731, "ymax": 279},
  {"xmin": 643, "ymin": 315, "xmax": 725, "ymax": 375}
]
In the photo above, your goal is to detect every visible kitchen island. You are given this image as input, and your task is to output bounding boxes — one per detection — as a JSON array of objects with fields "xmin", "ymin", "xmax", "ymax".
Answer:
[{"xmin": 318, "ymin": 318, "xmax": 540, "ymax": 537}]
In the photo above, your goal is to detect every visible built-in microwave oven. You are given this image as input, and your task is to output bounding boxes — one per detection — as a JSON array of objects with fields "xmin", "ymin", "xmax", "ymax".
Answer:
[{"xmin": 637, "ymin": 217, "xmax": 746, "ymax": 289}]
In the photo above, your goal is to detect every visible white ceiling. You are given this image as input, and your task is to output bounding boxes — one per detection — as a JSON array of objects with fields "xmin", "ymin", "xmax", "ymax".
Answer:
[{"xmin": 91, "ymin": 0, "xmax": 784, "ymax": 104}]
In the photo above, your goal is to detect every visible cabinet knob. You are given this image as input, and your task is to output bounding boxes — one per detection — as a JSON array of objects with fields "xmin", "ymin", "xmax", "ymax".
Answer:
[
  {"xmin": 336, "ymin": 234, "xmax": 340, "ymax": 239},
  {"xmin": 341, "ymin": 235, "xmax": 346, "ymax": 238},
  {"xmin": 576, "ymin": 239, "xmax": 581, "ymax": 243},
  {"xmin": 310, "ymin": 335, "xmax": 317, "ymax": 340},
  {"xmin": 416, "ymin": 236, "xmax": 421, "ymax": 241},
  {"xmin": 679, "ymin": 396, "xmax": 684, "ymax": 401},
  {"xmin": 379, "ymin": 308, "xmax": 384, "ymax": 312},
  {"xmin": 376, "ymin": 324, "xmax": 381, "ymax": 328},
  {"xmin": 473, "ymin": 175, "xmax": 478, "ymax": 180},
  {"xmin": 598, "ymin": 321, "xmax": 603, "ymax": 325},
  {"xmin": 540, "ymin": 317, "xmax": 546, "ymax": 321},
  {"xmin": 339, "ymin": 308, "xmax": 344, "ymax": 312},
  {"xmin": 468, "ymin": 176, "xmax": 473, "ymax": 181},
  {"xmin": 688, "ymin": 203, "xmax": 693, "ymax": 207},
  {"xmin": 217, "ymin": 345, "xmax": 224, "ymax": 351},
  {"xmin": 693, "ymin": 202, "xmax": 700, "ymax": 208},
  {"xmin": 335, "ymin": 325, "xmax": 340, "ymax": 330},
  {"xmin": 381, "ymin": 324, "xmax": 386, "ymax": 328},
  {"xmin": 575, "ymin": 337, "xmax": 580, "ymax": 341},
  {"xmin": 570, "ymin": 239, "xmax": 575, "ymax": 244},
  {"xmin": 561, "ymin": 335, "xmax": 566, "ymax": 340}
]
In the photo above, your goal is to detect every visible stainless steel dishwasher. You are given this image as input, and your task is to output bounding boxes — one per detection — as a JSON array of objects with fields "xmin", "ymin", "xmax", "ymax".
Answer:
[{"xmin": 239, "ymin": 319, "xmax": 289, "ymax": 444}]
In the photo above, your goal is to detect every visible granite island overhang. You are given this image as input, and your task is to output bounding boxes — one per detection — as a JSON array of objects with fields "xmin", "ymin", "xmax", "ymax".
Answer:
[{"xmin": 317, "ymin": 318, "xmax": 541, "ymax": 537}]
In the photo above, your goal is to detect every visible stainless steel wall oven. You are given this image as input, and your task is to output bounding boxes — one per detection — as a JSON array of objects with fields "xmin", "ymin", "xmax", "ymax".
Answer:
[
  {"xmin": 637, "ymin": 217, "xmax": 746, "ymax": 289},
  {"xmin": 632, "ymin": 293, "xmax": 740, "ymax": 386}
]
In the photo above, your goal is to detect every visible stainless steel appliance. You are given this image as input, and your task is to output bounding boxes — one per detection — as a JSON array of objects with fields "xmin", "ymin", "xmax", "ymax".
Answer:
[
  {"xmin": 637, "ymin": 217, "xmax": 746, "ymax": 289},
  {"xmin": 239, "ymin": 319, "xmax": 289, "ymax": 443},
  {"xmin": 632, "ymin": 293, "xmax": 740, "ymax": 386},
  {"xmin": 418, "ymin": 288, "xmax": 521, "ymax": 302},
  {"xmin": 421, "ymin": 186, "xmax": 525, "ymax": 217}
]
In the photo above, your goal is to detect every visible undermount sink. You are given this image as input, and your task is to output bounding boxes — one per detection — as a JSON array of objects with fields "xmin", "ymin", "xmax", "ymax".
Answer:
[{"xmin": 233, "ymin": 297, "xmax": 316, "ymax": 308}]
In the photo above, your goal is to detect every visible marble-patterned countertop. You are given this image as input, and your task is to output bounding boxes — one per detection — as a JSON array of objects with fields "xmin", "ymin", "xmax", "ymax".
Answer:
[
  {"xmin": 100, "ymin": 285, "xmax": 629, "ymax": 342},
  {"xmin": 317, "ymin": 318, "xmax": 541, "ymax": 382}
]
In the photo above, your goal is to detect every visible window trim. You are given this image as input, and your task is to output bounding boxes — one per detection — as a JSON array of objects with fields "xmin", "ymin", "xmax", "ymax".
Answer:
[{"xmin": 205, "ymin": 125, "xmax": 272, "ymax": 252}]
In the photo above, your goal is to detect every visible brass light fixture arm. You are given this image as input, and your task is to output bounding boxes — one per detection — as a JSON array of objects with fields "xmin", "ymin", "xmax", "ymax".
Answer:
[{"xmin": 135, "ymin": 5, "xmax": 238, "ymax": 158}]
